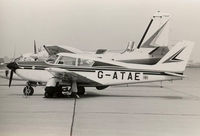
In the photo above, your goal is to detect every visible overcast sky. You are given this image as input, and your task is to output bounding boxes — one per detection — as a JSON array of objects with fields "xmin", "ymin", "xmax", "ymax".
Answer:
[{"xmin": 0, "ymin": 0, "xmax": 200, "ymax": 62}]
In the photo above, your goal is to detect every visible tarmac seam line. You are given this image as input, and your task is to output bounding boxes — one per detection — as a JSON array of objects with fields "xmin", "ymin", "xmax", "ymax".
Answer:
[{"xmin": 70, "ymin": 98, "xmax": 77, "ymax": 136}]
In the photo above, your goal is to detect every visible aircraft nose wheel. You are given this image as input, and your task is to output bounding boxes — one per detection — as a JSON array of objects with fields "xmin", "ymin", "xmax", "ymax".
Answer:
[{"xmin": 23, "ymin": 86, "xmax": 34, "ymax": 96}]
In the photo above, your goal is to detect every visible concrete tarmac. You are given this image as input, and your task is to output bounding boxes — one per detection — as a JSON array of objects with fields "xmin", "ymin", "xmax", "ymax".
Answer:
[{"xmin": 0, "ymin": 68, "xmax": 200, "ymax": 136}]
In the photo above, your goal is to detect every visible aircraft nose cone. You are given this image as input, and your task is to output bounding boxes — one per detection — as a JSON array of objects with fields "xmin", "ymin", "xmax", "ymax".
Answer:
[{"xmin": 7, "ymin": 62, "xmax": 19, "ymax": 70}]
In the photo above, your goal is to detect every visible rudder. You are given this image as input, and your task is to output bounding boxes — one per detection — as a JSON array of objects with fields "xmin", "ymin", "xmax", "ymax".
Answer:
[{"xmin": 155, "ymin": 41, "xmax": 194, "ymax": 72}]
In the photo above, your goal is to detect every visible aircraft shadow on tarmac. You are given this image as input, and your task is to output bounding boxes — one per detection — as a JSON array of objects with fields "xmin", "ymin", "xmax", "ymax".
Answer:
[
  {"xmin": 112, "ymin": 84, "xmax": 164, "ymax": 88},
  {"xmin": 81, "ymin": 92, "xmax": 184, "ymax": 100},
  {"xmin": 8, "ymin": 91, "xmax": 185, "ymax": 100}
]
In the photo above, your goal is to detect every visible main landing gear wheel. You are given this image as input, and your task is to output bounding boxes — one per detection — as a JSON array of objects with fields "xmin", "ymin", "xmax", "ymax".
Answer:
[
  {"xmin": 44, "ymin": 91, "xmax": 53, "ymax": 98},
  {"xmin": 23, "ymin": 86, "xmax": 34, "ymax": 96},
  {"xmin": 77, "ymin": 86, "xmax": 85, "ymax": 96},
  {"xmin": 44, "ymin": 86, "xmax": 64, "ymax": 98},
  {"xmin": 52, "ymin": 91, "xmax": 63, "ymax": 98},
  {"xmin": 44, "ymin": 87, "xmax": 54, "ymax": 98}
]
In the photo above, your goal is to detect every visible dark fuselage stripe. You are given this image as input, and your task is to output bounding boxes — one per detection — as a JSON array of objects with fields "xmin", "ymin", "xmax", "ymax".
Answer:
[{"xmin": 18, "ymin": 65, "xmax": 182, "ymax": 76}]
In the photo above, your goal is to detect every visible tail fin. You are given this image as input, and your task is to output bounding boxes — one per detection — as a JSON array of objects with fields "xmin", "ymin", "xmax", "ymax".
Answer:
[
  {"xmin": 34, "ymin": 40, "xmax": 37, "ymax": 54},
  {"xmin": 138, "ymin": 11, "xmax": 170, "ymax": 48},
  {"xmin": 155, "ymin": 41, "xmax": 194, "ymax": 72},
  {"xmin": 121, "ymin": 41, "xmax": 135, "ymax": 53}
]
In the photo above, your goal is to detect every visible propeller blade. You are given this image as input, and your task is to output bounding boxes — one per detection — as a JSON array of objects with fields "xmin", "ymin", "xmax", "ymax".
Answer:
[
  {"xmin": 9, "ymin": 70, "xmax": 13, "ymax": 87},
  {"xmin": 34, "ymin": 40, "xmax": 37, "ymax": 54},
  {"xmin": 7, "ymin": 62, "xmax": 19, "ymax": 87}
]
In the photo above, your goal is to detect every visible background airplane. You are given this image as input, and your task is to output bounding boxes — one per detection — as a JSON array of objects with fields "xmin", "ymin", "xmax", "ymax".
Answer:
[{"xmin": 95, "ymin": 11, "xmax": 171, "ymax": 64}]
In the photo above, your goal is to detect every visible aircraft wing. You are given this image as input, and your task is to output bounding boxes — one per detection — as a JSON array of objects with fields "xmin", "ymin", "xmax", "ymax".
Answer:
[
  {"xmin": 43, "ymin": 45, "xmax": 83, "ymax": 56},
  {"xmin": 45, "ymin": 67, "xmax": 101, "ymax": 86},
  {"xmin": 95, "ymin": 49, "xmax": 107, "ymax": 54}
]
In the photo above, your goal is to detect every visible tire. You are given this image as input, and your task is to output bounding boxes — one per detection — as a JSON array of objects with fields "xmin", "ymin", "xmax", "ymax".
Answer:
[
  {"xmin": 51, "ymin": 91, "xmax": 63, "ymax": 98},
  {"xmin": 44, "ymin": 92, "xmax": 53, "ymax": 98},
  {"xmin": 52, "ymin": 92, "xmax": 58, "ymax": 98},
  {"xmin": 77, "ymin": 86, "xmax": 85, "ymax": 95},
  {"xmin": 23, "ymin": 86, "xmax": 34, "ymax": 96},
  {"xmin": 44, "ymin": 87, "xmax": 56, "ymax": 98}
]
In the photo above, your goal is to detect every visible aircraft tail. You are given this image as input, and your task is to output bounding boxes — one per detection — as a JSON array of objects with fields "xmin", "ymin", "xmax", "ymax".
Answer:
[
  {"xmin": 137, "ymin": 11, "xmax": 170, "ymax": 48},
  {"xmin": 121, "ymin": 41, "xmax": 135, "ymax": 53},
  {"xmin": 155, "ymin": 41, "xmax": 194, "ymax": 72}
]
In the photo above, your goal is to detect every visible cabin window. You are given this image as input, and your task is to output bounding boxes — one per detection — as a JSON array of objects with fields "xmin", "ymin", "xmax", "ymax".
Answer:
[
  {"xmin": 58, "ymin": 56, "xmax": 76, "ymax": 66},
  {"xmin": 78, "ymin": 58, "xmax": 94, "ymax": 66},
  {"xmin": 46, "ymin": 55, "xmax": 59, "ymax": 64}
]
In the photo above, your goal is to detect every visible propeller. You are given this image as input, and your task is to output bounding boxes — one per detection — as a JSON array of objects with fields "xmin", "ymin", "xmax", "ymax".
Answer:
[{"xmin": 7, "ymin": 62, "xmax": 19, "ymax": 87}]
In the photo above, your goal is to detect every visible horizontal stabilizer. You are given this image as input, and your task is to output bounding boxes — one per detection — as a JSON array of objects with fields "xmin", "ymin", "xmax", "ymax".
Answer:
[{"xmin": 164, "ymin": 72, "xmax": 186, "ymax": 78}]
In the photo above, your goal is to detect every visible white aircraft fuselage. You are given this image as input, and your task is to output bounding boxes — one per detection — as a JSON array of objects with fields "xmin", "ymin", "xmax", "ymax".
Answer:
[{"xmin": 13, "ymin": 41, "xmax": 193, "ymax": 87}]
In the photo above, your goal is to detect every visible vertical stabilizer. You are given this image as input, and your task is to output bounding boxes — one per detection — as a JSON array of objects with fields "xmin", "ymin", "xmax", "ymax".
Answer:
[
  {"xmin": 138, "ymin": 11, "xmax": 170, "ymax": 48},
  {"xmin": 121, "ymin": 41, "xmax": 135, "ymax": 53},
  {"xmin": 155, "ymin": 41, "xmax": 194, "ymax": 72}
]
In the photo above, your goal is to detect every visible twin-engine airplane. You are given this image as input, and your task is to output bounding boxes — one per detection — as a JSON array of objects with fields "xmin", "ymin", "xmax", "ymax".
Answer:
[{"xmin": 7, "ymin": 41, "xmax": 194, "ymax": 98}]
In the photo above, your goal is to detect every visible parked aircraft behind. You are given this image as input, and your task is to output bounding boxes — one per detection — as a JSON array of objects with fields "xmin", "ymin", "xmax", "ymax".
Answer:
[{"xmin": 96, "ymin": 11, "xmax": 171, "ymax": 64}]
